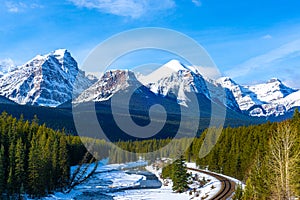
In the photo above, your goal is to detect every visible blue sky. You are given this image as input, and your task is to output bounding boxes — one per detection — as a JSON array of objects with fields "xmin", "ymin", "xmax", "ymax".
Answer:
[{"xmin": 1, "ymin": 0, "xmax": 300, "ymax": 87}]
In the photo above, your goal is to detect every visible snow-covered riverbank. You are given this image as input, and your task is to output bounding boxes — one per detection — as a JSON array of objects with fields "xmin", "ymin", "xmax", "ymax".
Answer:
[
  {"xmin": 38, "ymin": 160, "xmax": 241, "ymax": 200},
  {"xmin": 107, "ymin": 161, "xmax": 224, "ymax": 200},
  {"xmin": 40, "ymin": 160, "xmax": 149, "ymax": 200}
]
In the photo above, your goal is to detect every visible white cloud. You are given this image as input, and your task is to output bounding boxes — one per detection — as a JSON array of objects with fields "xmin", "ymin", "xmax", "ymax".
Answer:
[
  {"xmin": 69, "ymin": 0, "xmax": 176, "ymax": 18},
  {"xmin": 262, "ymin": 34, "xmax": 272, "ymax": 39},
  {"xmin": 0, "ymin": 58, "xmax": 16, "ymax": 74},
  {"xmin": 192, "ymin": 0, "xmax": 201, "ymax": 7},
  {"xmin": 225, "ymin": 39, "xmax": 300, "ymax": 78},
  {"xmin": 30, "ymin": 3, "xmax": 44, "ymax": 9},
  {"xmin": 5, "ymin": 2, "xmax": 24, "ymax": 13},
  {"xmin": 5, "ymin": 1, "xmax": 43, "ymax": 13}
]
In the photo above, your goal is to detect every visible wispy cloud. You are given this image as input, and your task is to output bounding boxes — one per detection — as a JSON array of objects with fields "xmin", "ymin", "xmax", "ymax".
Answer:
[
  {"xmin": 225, "ymin": 39, "xmax": 300, "ymax": 78},
  {"xmin": 192, "ymin": 0, "xmax": 201, "ymax": 7},
  {"xmin": 5, "ymin": 1, "xmax": 43, "ymax": 13},
  {"xmin": 5, "ymin": 2, "xmax": 24, "ymax": 13},
  {"xmin": 0, "ymin": 58, "xmax": 15, "ymax": 73},
  {"xmin": 69, "ymin": 0, "xmax": 175, "ymax": 18},
  {"xmin": 262, "ymin": 34, "xmax": 272, "ymax": 39}
]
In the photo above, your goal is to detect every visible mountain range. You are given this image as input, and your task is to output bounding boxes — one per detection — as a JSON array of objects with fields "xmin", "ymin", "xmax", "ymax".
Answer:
[{"xmin": 0, "ymin": 49, "xmax": 299, "ymax": 121}]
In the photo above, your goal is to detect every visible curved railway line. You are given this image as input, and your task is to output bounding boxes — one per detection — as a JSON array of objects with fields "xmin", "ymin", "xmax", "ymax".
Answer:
[{"xmin": 187, "ymin": 167, "xmax": 236, "ymax": 200}]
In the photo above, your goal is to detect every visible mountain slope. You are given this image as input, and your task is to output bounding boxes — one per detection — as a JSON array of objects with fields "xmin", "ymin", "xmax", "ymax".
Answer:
[
  {"xmin": 217, "ymin": 77, "xmax": 299, "ymax": 117},
  {"xmin": 0, "ymin": 49, "xmax": 298, "ymax": 119},
  {"xmin": 138, "ymin": 60, "xmax": 210, "ymax": 107},
  {"xmin": 74, "ymin": 70, "xmax": 141, "ymax": 103},
  {"xmin": 74, "ymin": 59, "xmax": 299, "ymax": 118},
  {"xmin": 0, "ymin": 49, "xmax": 95, "ymax": 107}
]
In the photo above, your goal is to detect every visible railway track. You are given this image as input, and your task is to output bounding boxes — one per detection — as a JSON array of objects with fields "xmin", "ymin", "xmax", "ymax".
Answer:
[{"xmin": 187, "ymin": 167, "xmax": 236, "ymax": 200}]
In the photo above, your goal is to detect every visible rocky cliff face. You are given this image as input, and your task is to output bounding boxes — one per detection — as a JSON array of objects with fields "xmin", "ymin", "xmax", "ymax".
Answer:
[{"xmin": 0, "ymin": 49, "xmax": 95, "ymax": 107}]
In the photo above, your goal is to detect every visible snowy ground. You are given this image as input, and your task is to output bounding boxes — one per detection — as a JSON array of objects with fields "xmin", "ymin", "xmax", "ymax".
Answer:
[
  {"xmin": 186, "ymin": 163, "xmax": 245, "ymax": 188},
  {"xmin": 109, "ymin": 165, "xmax": 191, "ymax": 200},
  {"xmin": 186, "ymin": 169, "xmax": 222, "ymax": 198},
  {"xmin": 186, "ymin": 162, "xmax": 246, "ymax": 200},
  {"xmin": 109, "ymin": 161, "xmax": 224, "ymax": 200},
  {"xmin": 37, "ymin": 160, "xmax": 241, "ymax": 200},
  {"xmin": 40, "ymin": 159, "xmax": 148, "ymax": 200}
]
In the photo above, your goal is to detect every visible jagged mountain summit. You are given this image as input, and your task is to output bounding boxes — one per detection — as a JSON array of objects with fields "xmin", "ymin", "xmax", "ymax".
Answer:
[
  {"xmin": 71, "ymin": 58, "xmax": 300, "ymax": 118},
  {"xmin": 76, "ymin": 60, "xmax": 226, "ymax": 110},
  {"xmin": 0, "ymin": 48, "xmax": 298, "ymax": 119},
  {"xmin": 217, "ymin": 77, "xmax": 299, "ymax": 117},
  {"xmin": 138, "ymin": 60, "xmax": 210, "ymax": 107},
  {"xmin": 74, "ymin": 70, "xmax": 141, "ymax": 103},
  {"xmin": 0, "ymin": 49, "xmax": 95, "ymax": 107}
]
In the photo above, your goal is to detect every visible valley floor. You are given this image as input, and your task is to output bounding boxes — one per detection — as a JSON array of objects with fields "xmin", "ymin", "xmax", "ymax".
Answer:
[{"xmin": 35, "ymin": 160, "xmax": 242, "ymax": 200}]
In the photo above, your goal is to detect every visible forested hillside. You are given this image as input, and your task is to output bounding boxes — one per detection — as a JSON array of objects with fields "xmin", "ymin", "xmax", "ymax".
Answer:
[
  {"xmin": 0, "ymin": 112, "xmax": 110, "ymax": 198},
  {"xmin": 114, "ymin": 110, "xmax": 300, "ymax": 199},
  {"xmin": 0, "ymin": 112, "xmax": 70, "ymax": 197},
  {"xmin": 195, "ymin": 110, "xmax": 300, "ymax": 199},
  {"xmin": 1, "ymin": 109, "xmax": 299, "ymax": 199}
]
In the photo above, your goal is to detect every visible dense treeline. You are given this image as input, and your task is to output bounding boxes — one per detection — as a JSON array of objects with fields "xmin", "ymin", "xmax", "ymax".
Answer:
[
  {"xmin": 0, "ymin": 112, "xmax": 111, "ymax": 198},
  {"xmin": 1, "ymin": 108, "xmax": 299, "ymax": 199},
  {"xmin": 0, "ymin": 112, "xmax": 70, "ymax": 198},
  {"xmin": 0, "ymin": 102, "xmax": 264, "ymax": 140},
  {"xmin": 195, "ymin": 110, "xmax": 300, "ymax": 199},
  {"xmin": 110, "ymin": 138, "xmax": 193, "ymax": 163},
  {"xmin": 111, "ymin": 110, "xmax": 300, "ymax": 199}
]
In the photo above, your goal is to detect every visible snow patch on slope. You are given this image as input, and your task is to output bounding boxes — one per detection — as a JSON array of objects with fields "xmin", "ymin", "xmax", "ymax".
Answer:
[
  {"xmin": 74, "ymin": 70, "xmax": 140, "ymax": 103},
  {"xmin": 0, "ymin": 49, "xmax": 94, "ymax": 107},
  {"xmin": 139, "ymin": 60, "xmax": 210, "ymax": 106},
  {"xmin": 217, "ymin": 77, "xmax": 299, "ymax": 117}
]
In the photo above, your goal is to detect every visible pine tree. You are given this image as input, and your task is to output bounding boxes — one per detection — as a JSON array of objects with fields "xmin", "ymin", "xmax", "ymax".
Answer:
[
  {"xmin": 52, "ymin": 137, "xmax": 60, "ymax": 188},
  {"xmin": 43, "ymin": 137, "xmax": 54, "ymax": 191},
  {"xmin": 0, "ymin": 112, "xmax": 79, "ymax": 197},
  {"xmin": 58, "ymin": 136, "xmax": 70, "ymax": 189},
  {"xmin": 0, "ymin": 145, "xmax": 5, "ymax": 195},
  {"xmin": 15, "ymin": 138, "xmax": 26, "ymax": 196},
  {"xmin": 161, "ymin": 163, "xmax": 173, "ymax": 179},
  {"xmin": 7, "ymin": 142, "xmax": 16, "ymax": 195},
  {"xmin": 28, "ymin": 134, "xmax": 44, "ymax": 197},
  {"xmin": 293, "ymin": 108, "xmax": 300, "ymax": 120},
  {"xmin": 172, "ymin": 155, "xmax": 189, "ymax": 193},
  {"xmin": 39, "ymin": 132, "xmax": 51, "ymax": 193}
]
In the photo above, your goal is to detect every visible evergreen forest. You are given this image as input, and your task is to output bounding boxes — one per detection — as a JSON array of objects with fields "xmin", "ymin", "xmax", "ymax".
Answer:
[{"xmin": 1, "ymin": 109, "xmax": 300, "ymax": 199}]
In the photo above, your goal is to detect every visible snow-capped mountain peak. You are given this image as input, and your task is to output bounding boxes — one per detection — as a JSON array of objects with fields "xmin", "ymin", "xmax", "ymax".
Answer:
[
  {"xmin": 0, "ymin": 49, "xmax": 94, "ymax": 107},
  {"xmin": 139, "ymin": 59, "xmax": 190, "ymax": 85},
  {"xmin": 52, "ymin": 48, "xmax": 68, "ymax": 58},
  {"xmin": 1, "ymin": 49, "xmax": 299, "ymax": 119},
  {"xmin": 137, "ymin": 60, "xmax": 210, "ymax": 106},
  {"xmin": 52, "ymin": 49, "xmax": 78, "ymax": 73},
  {"xmin": 74, "ymin": 69, "xmax": 141, "ymax": 103},
  {"xmin": 217, "ymin": 76, "xmax": 299, "ymax": 117},
  {"xmin": 163, "ymin": 59, "xmax": 187, "ymax": 72},
  {"xmin": 246, "ymin": 78, "xmax": 297, "ymax": 103},
  {"xmin": 267, "ymin": 77, "xmax": 281, "ymax": 83},
  {"xmin": 75, "ymin": 60, "xmax": 210, "ymax": 107},
  {"xmin": 216, "ymin": 77, "xmax": 238, "ymax": 88}
]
